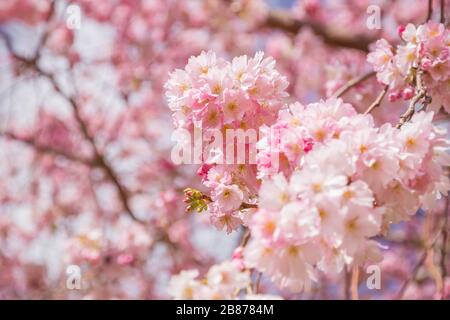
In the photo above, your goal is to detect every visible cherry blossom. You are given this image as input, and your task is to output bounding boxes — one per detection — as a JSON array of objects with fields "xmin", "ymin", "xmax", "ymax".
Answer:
[{"xmin": 1, "ymin": 0, "xmax": 449, "ymax": 301}]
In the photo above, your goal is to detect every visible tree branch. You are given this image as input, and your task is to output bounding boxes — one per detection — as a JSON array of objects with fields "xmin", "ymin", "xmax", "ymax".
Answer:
[
  {"xmin": 265, "ymin": 9, "xmax": 376, "ymax": 52},
  {"xmin": 47, "ymin": 72, "xmax": 142, "ymax": 223},
  {"xmin": 0, "ymin": 34, "xmax": 143, "ymax": 224},
  {"xmin": 1, "ymin": 132, "xmax": 94, "ymax": 166},
  {"xmin": 331, "ymin": 71, "xmax": 376, "ymax": 99},
  {"xmin": 254, "ymin": 272, "xmax": 262, "ymax": 293},
  {"xmin": 344, "ymin": 268, "xmax": 351, "ymax": 300},
  {"xmin": 427, "ymin": 0, "xmax": 434, "ymax": 21},
  {"xmin": 396, "ymin": 71, "xmax": 427, "ymax": 129},
  {"xmin": 240, "ymin": 228, "xmax": 251, "ymax": 247},
  {"xmin": 364, "ymin": 85, "xmax": 389, "ymax": 114},
  {"xmin": 441, "ymin": 0, "xmax": 446, "ymax": 24},
  {"xmin": 395, "ymin": 231, "xmax": 442, "ymax": 299}
]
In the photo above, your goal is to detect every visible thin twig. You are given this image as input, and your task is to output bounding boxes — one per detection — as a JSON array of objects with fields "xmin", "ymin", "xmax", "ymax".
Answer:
[
  {"xmin": 240, "ymin": 228, "xmax": 251, "ymax": 247},
  {"xmin": 344, "ymin": 267, "xmax": 351, "ymax": 300},
  {"xmin": 441, "ymin": 194, "xmax": 449, "ymax": 298},
  {"xmin": 364, "ymin": 85, "xmax": 389, "ymax": 114},
  {"xmin": 396, "ymin": 71, "xmax": 427, "ymax": 129},
  {"xmin": 395, "ymin": 231, "xmax": 442, "ymax": 299},
  {"xmin": 254, "ymin": 272, "xmax": 262, "ymax": 293},
  {"xmin": 331, "ymin": 71, "xmax": 376, "ymax": 99},
  {"xmin": 240, "ymin": 202, "xmax": 258, "ymax": 209},
  {"xmin": 351, "ymin": 266, "xmax": 360, "ymax": 300}
]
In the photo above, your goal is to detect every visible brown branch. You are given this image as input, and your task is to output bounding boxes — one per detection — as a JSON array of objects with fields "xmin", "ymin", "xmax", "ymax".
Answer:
[
  {"xmin": 265, "ymin": 9, "xmax": 376, "ymax": 52},
  {"xmin": 254, "ymin": 271, "xmax": 262, "ymax": 293},
  {"xmin": 364, "ymin": 85, "xmax": 389, "ymax": 114},
  {"xmin": 395, "ymin": 251, "xmax": 427, "ymax": 299},
  {"xmin": 396, "ymin": 71, "xmax": 427, "ymax": 129},
  {"xmin": 427, "ymin": 0, "xmax": 434, "ymax": 21},
  {"xmin": 240, "ymin": 228, "xmax": 251, "ymax": 247},
  {"xmin": 50, "ymin": 76, "xmax": 142, "ymax": 223},
  {"xmin": 441, "ymin": 0, "xmax": 447, "ymax": 24},
  {"xmin": 344, "ymin": 267, "xmax": 351, "ymax": 300},
  {"xmin": 240, "ymin": 202, "xmax": 258, "ymax": 209},
  {"xmin": 331, "ymin": 71, "xmax": 376, "ymax": 99},
  {"xmin": 1, "ymin": 132, "xmax": 94, "ymax": 166}
]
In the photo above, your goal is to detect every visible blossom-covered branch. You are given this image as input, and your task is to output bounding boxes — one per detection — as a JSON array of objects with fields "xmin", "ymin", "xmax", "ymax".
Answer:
[
  {"xmin": 167, "ymin": 47, "xmax": 450, "ymax": 297},
  {"xmin": 1, "ymin": 0, "xmax": 449, "ymax": 300}
]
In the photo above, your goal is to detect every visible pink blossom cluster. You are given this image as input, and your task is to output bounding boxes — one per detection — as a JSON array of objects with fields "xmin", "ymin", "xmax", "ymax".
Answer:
[
  {"xmin": 0, "ymin": 0, "xmax": 51, "ymax": 25},
  {"xmin": 168, "ymin": 260, "xmax": 282, "ymax": 300},
  {"xmin": 264, "ymin": 31, "xmax": 401, "ymax": 125},
  {"xmin": 168, "ymin": 261, "xmax": 250, "ymax": 299},
  {"xmin": 256, "ymin": 99, "xmax": 355, "ymax": 179},
  {"xmin": 167, "ymin": 51, "xmax": 450, "ymax": 293},
  {"xmin": 1, "ymin": 0, "xmax": 271, "ymax": 299},
  {"xmin": 246, "ymin": 99, "xmax": 450, "ymax": 292},
  {"xmin": 166, "ymin": 51, "xmax": 289, "ymax": 234},
  {"xmin": 2, "ymin": 0, "xmax": 450, "ymax": 300},
  {"xmin": 165, "ymin": 50, "xmax": 289, "ymax": 130},
  {"xmin": 66, "ymin": 220, "xmax": 153, "ymax": 266},
  {"xmin": 367, "ymin": 21, "xmax": 450, "ymax": 112},
  {"xmin": 199, "ymin": 164, "xmax": 258, "ymax": 234}
]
